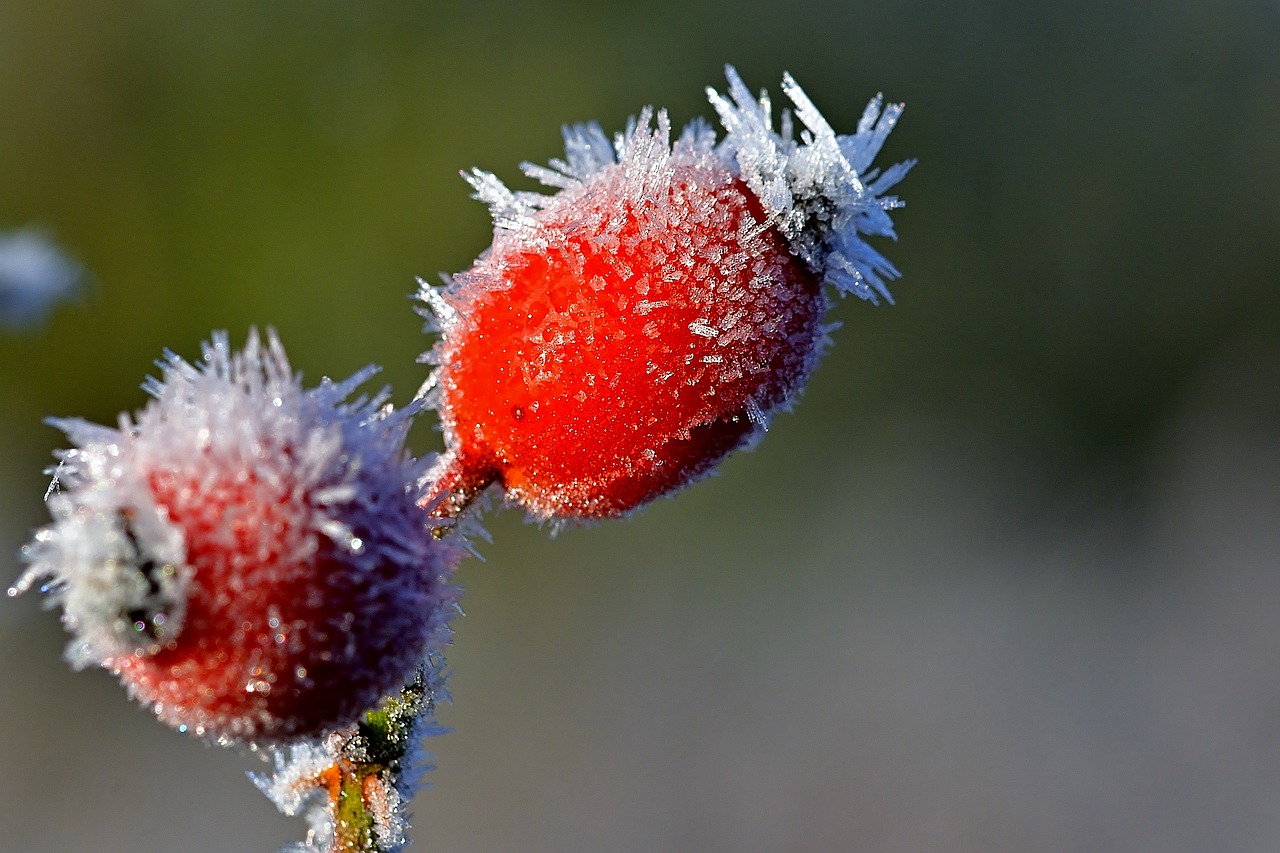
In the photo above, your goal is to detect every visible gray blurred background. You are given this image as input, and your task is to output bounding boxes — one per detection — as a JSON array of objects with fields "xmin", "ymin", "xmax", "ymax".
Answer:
[{"xmin": 3, "ymin": 1, "xmax": 1280, "ymax": 851}]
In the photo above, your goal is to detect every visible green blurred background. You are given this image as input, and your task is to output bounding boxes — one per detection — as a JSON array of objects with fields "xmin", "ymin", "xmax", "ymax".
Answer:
[{"xmin": 3, "ymin": 1, "xmax": 1280, "ymax": 851}]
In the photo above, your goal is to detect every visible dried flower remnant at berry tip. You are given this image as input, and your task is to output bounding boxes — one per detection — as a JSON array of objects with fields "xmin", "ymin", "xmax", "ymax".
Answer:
[
  {"xmin": 11, "ymin": 329, "xmax": 462, "ymax": 743},
  {"xmin": 421, "ymin": 65, "xmax": 913, "ymax": 521}
]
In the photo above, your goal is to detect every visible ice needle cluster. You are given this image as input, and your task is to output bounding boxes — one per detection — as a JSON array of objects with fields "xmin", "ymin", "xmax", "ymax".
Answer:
[{"xmin": 708, "ymin": 68, "xmax": 914, "ymax": 304}]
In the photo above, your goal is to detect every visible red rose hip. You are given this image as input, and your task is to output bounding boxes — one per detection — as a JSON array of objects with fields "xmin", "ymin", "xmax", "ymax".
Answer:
[{"xmin": 423, "ymin": 67, "xmax": 912, "ymax": 521}]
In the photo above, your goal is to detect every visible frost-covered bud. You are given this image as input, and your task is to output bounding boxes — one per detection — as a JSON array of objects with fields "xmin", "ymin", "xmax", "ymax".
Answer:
[
  {"xmin": 421, "ymin": 66, "xmax": 912, "ymax": 520},
  {"xmin": 12, "ymin": 330, "xmax": 460, "ymax": 742}
]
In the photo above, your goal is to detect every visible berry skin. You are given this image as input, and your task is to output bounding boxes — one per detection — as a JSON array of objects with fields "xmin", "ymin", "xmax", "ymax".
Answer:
[
  {"xmin": 13, "ymin": 330, "xmax": 460, "ymax": 743},
  {"xmin": 422, "ymin": 67, "xmax": 913, "ymax": 521}
]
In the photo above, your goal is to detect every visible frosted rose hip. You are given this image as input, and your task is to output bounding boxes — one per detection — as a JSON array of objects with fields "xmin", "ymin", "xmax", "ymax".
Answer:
[
  {"xmin": 432, "ymin": 159, "xmax": 826, "ymax": 518},
  {"xmin": 13, "ymin": 330, "xmax": 459, "ymax": 742},
  {"xmin": 423, "ymin": 67, "xmax": 912, "ymax": 521}
]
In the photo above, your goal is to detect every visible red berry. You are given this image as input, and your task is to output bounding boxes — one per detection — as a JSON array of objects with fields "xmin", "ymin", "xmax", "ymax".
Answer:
[
  {"xmin": 423, "ymin": 68, "xmax": 911, "ymax": 521},
  {"xmin": 15, "ymin": 331, "xmax": 460, "ymax": 742},
  {"xmin": 432, "ymin": 162, "xmax": 824, "ymax": 519}
]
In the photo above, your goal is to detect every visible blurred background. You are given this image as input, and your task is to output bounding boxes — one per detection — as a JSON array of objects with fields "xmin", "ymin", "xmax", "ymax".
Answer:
[{"xmin": 2, "ymin": 1, "xmax": 1279, "ymax": 851}]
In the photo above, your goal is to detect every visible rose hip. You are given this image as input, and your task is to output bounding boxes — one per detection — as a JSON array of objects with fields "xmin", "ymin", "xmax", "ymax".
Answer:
[{"xmin": 423, "ymin": 67, "xmax": 912, "ymax": 521}]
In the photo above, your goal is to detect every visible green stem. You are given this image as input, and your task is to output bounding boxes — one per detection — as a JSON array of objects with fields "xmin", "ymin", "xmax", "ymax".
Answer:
[{"xmin": 325, "ymin": 666, "xmax": 441, "ymax": 853}]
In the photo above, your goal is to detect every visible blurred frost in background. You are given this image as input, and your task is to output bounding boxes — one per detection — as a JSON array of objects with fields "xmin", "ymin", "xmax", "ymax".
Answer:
[
  {"xmin": 1, "ymin": 1, "xmax": 1279, "ymax": 852},
  {"xmin": 0, "ymin": 229, "xmax": 81, "ymax": 330}
]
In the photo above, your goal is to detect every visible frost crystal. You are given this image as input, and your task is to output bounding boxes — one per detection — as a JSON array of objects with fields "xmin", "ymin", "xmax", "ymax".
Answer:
[
  {"xmin": 0, "ymin": 229, "xmax": 82, "ymax": 329},
  {"xmin": 14, "ymin": 329, "xmax": 461, "ymax": 741}
]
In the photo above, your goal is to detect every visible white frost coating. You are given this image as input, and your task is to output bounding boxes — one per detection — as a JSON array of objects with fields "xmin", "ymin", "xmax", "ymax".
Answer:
[
  {"xmin": 13, "ymin": 329, "xmax": 451, "ymax": 676},
  {"xmin": 0, "ymin": 228, "xmax": 83, "ymax": 329},
  {"xmin": 459, "ymin": 66, "xmax": 910, "ymax": 306}
]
